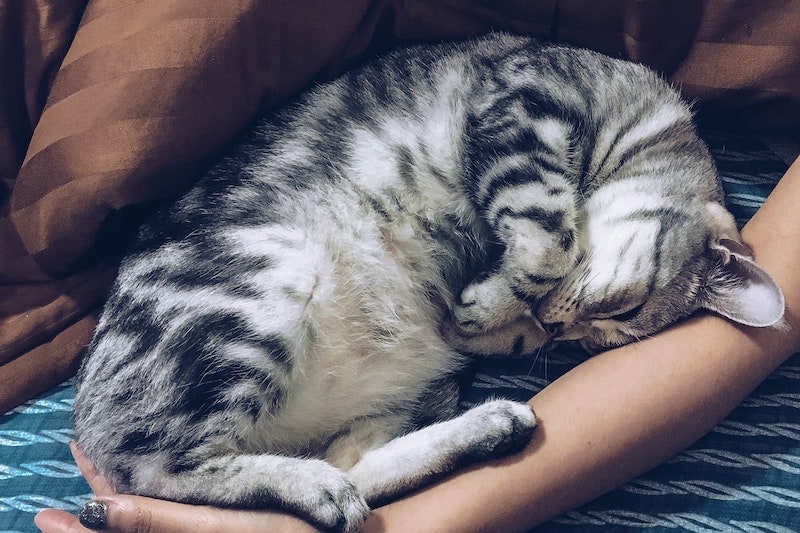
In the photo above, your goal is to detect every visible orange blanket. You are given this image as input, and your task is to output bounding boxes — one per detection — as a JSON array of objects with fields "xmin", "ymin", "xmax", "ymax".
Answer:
[{"xmin": 2, "ymin": 0, "xmax": 799, "ymax": 412}]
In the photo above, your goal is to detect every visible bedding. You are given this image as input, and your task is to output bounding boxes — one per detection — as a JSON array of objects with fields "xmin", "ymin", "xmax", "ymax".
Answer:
[
  {"xmin": 2, "ymin": 129, "xmax": 799, "ymax": 532},
  {"xmin": 2, "ymin": 2, "xmax": 800, "ymax": 531}
]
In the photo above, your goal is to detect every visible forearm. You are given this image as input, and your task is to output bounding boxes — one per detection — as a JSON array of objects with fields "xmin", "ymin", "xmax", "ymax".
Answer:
[{"xmin": 364, "ymin": 156, "xmax": 800, "ymax": 533}]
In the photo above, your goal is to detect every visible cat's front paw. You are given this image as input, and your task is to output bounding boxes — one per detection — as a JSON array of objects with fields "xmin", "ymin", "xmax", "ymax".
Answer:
[
  {"xmin": 286, "ymin": 459, "xmax": 368, "ymax": 533},
  {"xmin": 453, "ymin": 275, "xmax": 527, "ymax": 334},
  {"xmin": 442, "ymin": 311, "xmax": 549, "ymax": 356}
]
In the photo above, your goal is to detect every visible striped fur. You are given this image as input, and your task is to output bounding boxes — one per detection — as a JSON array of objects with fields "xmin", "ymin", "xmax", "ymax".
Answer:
[{"xmin": 74, "ymin": 33, "xmax": 782, "ymax": 531}]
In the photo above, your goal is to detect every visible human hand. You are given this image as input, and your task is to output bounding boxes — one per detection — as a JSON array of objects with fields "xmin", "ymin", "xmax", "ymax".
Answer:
[{"xmin": 34, "ymin": 442, "xmax": 322, "ymax": 533}]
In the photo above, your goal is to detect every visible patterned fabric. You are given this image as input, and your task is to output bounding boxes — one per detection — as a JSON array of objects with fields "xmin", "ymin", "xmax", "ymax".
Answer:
[
  {"xmin": 0, "ymin": 381, "xmax": 90, "ymax": 533},
  {"xmin": 1, "ymin": 129, "xmax": 799, "ymax": 532}
]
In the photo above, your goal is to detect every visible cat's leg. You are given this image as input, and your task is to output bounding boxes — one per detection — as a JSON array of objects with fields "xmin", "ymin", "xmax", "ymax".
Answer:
[
  {"xmin": 453, "ymin": 199, "xmax": 581, "ymax": 329},
  {"xmin": 128, "ymin": 453, "xmax": 368, "ymax": 533},
  {"xmin": 346, "ymin": 399, "xmax": 536, "ymax": 506},
  {"xmin": 448, "ymin": 192, "xmax": 580, "ymax": 355},
  {"xmin": 454, "ymin": 114, "xmax": 583, "ymax": 338}
]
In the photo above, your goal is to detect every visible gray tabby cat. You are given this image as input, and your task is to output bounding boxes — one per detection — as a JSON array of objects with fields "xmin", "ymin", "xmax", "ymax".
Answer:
[{"xmin": 74, "ymin": 33, "xmax": 783, "ymax": 532}]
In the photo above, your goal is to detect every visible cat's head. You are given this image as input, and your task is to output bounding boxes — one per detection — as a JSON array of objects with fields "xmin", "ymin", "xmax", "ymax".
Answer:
[{"xmin": 536, "ymin": 201, "xmax": 785, "ymax": 351}]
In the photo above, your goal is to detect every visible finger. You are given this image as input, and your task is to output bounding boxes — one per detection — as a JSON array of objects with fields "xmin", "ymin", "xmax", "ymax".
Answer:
[
  {"xmin": 34, "ymin": 508, "xmax": 87, "ymax": 533},
  {"xmin": 69, "ymin": 441, "xmax": 116, "ymax": 496},
  {"xmin": 67, "ymin": 495, "xmax": 323, "ymax": 533}
]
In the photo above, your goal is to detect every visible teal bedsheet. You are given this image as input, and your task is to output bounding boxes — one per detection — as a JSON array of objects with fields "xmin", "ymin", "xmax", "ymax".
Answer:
[
  {"xmin": 2, "ymin": 128, "xmax": 799, "ymax": 532},
  {"xmin": 1, "ymin": 381, "xmax": 90, "ymax": 533}
]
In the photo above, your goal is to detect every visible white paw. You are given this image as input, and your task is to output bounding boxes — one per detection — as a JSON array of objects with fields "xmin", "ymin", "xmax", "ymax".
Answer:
[
  {"xmin": 462, "ymin": 400, "xmax": 537, "ymax": 458},
  {"xmin": 442, "ymin": 312, "xmax": 550, "ymax": 355},
  {"xmin": 453, "ymin": 276, "xmax": 526, "ymax": 333},
  {"xmin": 286, "ymin": 459, "xmax": 369, "ymax": 533}
]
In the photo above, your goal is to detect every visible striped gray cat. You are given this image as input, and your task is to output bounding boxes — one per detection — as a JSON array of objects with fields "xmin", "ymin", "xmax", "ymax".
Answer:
[{"xmin": 73, "ymin": 33, "xmax": 783, "ymax": 531}]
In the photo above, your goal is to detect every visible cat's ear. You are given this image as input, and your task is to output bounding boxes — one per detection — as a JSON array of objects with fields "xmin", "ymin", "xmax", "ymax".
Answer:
[{"xmin": 701, "ymin": 238, "xmax": 785, "ymax": 328}]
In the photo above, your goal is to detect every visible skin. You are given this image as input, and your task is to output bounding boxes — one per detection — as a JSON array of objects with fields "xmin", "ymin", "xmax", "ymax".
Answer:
[{"xmin": 35, "ymin": 157, "xmax": 800, "ymax": 533}]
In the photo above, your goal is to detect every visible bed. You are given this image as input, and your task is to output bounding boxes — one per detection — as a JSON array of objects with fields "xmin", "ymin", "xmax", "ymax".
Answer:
[{"xmin": 2, "ymin": 2, "xmax": 799, "ymax": 532}]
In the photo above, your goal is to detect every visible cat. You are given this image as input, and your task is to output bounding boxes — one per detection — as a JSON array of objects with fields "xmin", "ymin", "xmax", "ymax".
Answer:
[{"xmin": 73, "ymin": 32, "xmax": 783, "ymax": 532}]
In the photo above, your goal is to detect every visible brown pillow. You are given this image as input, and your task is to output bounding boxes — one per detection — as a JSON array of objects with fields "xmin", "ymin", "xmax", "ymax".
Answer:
[{"xmin": 554, "ymin": 0, "xmax": 800, "ymax": 129}]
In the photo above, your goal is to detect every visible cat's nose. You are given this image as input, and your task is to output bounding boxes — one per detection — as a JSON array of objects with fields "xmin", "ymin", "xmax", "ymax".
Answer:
[{"xmin": 543, "ymin": 322, "xmax": 564, "ymax": 338}]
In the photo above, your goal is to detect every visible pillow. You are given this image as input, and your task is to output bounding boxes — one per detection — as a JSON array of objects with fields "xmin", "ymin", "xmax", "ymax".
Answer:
[{"xmin": 554, "ymin": 0, "xmax": 800, "ymax": 129}]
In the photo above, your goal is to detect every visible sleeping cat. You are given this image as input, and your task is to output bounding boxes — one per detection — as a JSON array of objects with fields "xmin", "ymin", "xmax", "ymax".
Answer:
[{"xmin": 73, "ymin": 33, "xmax": 783, "ymax": 532}]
